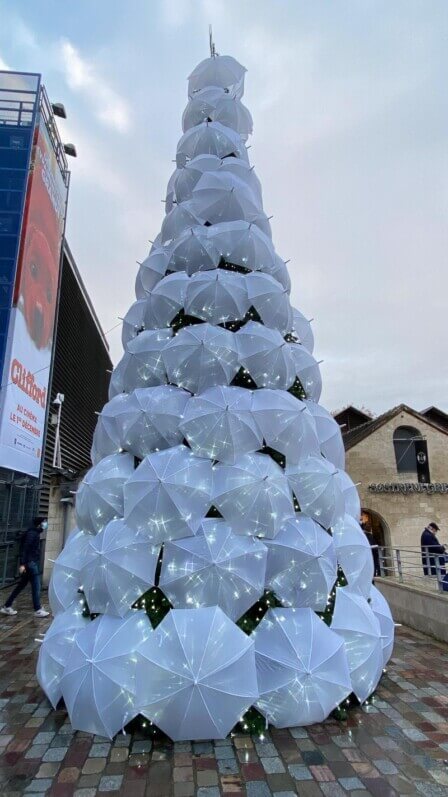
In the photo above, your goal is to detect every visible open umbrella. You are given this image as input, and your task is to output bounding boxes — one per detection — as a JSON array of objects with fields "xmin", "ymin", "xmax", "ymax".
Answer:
[
  {"xmin": 188, "ymin": 54, "xmax": 247, "ymax": 97},
  {"xmin": 209, "ymin": 220, "xmax": 275, "ymax": 271},
  {"xmin": 236, "ymin": 321, "xmax": 296, "ymax": 390},
  {"xmin": 264, "ymin": 513, "xmax": 337, "ymax": 611},
  {"xmin": 163, "ymin": 323, "xmax": 239, "ymax": 394},
  {"xmin": 108, "ymin": 352, "xmax": 131, "ymax": 399},
  {"xmin": 290, "ymin": 308, "xmax": 314, "ymax": 353},
  {"xmin": 165, "ymin": 167, "xmax": 178, "ymax": 213},
  {"xmin": 176, "ymin": 121, "xmax": 248, "ymax": 166},
  {"xmin": 212, "ymin": 95, "xmax": 253, "ymax": 139},
  {"xmin": 213, "ymin": 452, "xmax": 294, "ymax": 538},
  {"xmin": 182, "ymin": 86, "xmax": 226, "ymax": 131},
  {"xmin": 61, "ymin": 611, "xmax": 152, "ymax": 738},
  {"xmin": 159, "ymin": 518, "xmax": 267, "ymax": 619},
  {"xmin": 136, "ymin": 249, "xmax": 169, "ymax": 296},
  {"xmin": 124, "ymin": 444, "xmax": 213, "ymax": 543},
  {"xmin": 143, "ymin": 272, "xmax": 189, "ymax": 329},
  {"xmin": 191, "ymin": 171, "xmax": 262, "ymax": 225},
  {"xmin": 91, "ymin": 392, "xmax": 131, "ymax": 464},
  {"xmin": 304, "ymin": 401, "xmax": 345, "ymax": 469},
  {"xmin": 76, "ymin": 452, "xmax": 135, "ymax": 534},
  {"xmin": 250, "ymin": 390, "xmax": 319, "ymax": 465},
  {"xmin": 37, "ymin": 598, "xmax": 88, "ymax": 708},
  {"xmin": 286, "ymin": 455, "xmax": 345, "ymax": 530},
  {"xmin": 265, "ymin": 253, "xmax": 291, "ymax": 292},
  {"xmin": 334, "ymin": 469, "xmax": 361, "ymax": 521},
  {"xmin": 370, "ymin": 585, "xmax": 394, "ymax": 666},
  {"xmin": 219, "ymin": 159, "xmax": 262, "ymax": 204},
  {"xmin": 331, "ymin": 588, "xmax": 383, "ymax": 703},
  {"xmin": 121, "ymin": 299, "xmax": 146, "ymax": 347},
  {"xmin": 167, "ymin": 226, "xmax": 220, "ymax": 274},
  {"xmin": 289, "ymin": 343, "xmax": 322, "ymax": 402},
  {"xmin": 174, "ymin": 155, "xmax": 222, "ymax": 203},
  {"xmin": 123, "ymin": 328, "xmax": 172, "ymax": 391},
  {"xmin": 80, "ymin": 519, "xmax": 159, "ymax": 617},
  {"xmin": 180, "ymin": 385, "xmax": 262, "ymax": 464},
  {"xmin": 245, "ymin": 272, "xmax": 292, "ymax": 334},
  {"xmin": 184, "ymin": 270, "xmax": 248, "ymax": 324},
  {"xmin": 48, "ymin": 529, "xmax": 92, "ymax": 614},
  {"xmin": 136, "ymin": 606, "xmax": 258, "ymax": 741},
  {"xmin": 254, "ymin": 608, "xmax": 351, "ymax": 727},
  {"xmin": 333, "ymin": 514, "xmax": 374, "ymax": 598},
  {"xmin": 160, "ymin": 201, "xmax": 202, "ymax": 245},
  {"xmin": 120, "ymin": 385, "xmax": 189, "ymax": 459}
]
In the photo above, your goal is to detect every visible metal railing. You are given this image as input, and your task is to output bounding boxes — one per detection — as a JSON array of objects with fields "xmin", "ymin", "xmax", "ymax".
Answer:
[{"xmin": 377, "ymin": 544, "xmax": 448, "ymax": 594}]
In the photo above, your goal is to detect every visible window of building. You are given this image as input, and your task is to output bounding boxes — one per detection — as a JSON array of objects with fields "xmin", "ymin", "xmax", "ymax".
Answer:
[{"xmin": 393, "ymin": 426, "xmax": 430, "ymax": 482}]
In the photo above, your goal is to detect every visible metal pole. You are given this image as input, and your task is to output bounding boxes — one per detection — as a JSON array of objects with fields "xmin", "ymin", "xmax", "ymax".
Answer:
[{"xmin": 395, "ymin": 549, "xmax": 403, "ymax": 582}]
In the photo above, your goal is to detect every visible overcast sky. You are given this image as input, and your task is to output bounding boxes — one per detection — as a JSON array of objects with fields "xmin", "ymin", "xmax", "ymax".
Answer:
[{"xmin": 1, "ymin": 0, "xmax": 447, "ymax": 415}]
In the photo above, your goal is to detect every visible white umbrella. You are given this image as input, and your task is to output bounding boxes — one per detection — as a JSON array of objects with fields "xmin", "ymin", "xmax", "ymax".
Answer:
[
  {"xmin": 180, "ymin": 385, "xmax": 262, "ymax": 464},
  {"xmin": 37, "ymin": 598, "xmax": 88, "ymax": 708},
  {"xmin": 265, "ymin": 254, "xmax": 291, "ymax": 293},
  {"xmin": 184, "ymin": 270, "xmax": 249, "ymax": 325},
  {"xmin": 108, "ymin": 352, "xmax": 131, "ymax": 399},
  {"xmin": 91, "ymin": 392, "xmax": 131, "ymax": 465},
  {"xmin": 370, "ymin": 585, "xmax": 395, "ymax": 667},
  {"xmin": 264, "ymin": 513, "xmax": 337, "ymax": 610},
  {"xmin": 121, "ymin": 299, "xmax": 146, "ymax": 347},
  {"xmin": 165, "ymin": 167, "xmax": 178, "ymax": 213},
  {"xmin": 333, "ymin": 514, "xmax": 374, "ymax": 599},
  {"xmin": 174, "ymin": 155, "xmax": 222, "ymax": 203},
  {"xmin": 124, "ymin": 444, "xmax": 213, "ymax": 543},
  {"xmin": 143, "ymin": 273, "xmax": 189, "ymax": 329},
  {"xmin": 236, "ymin": 321, "xmax": 295, "ymax": 390},
  {"xmin": 160, "ymin": 201, "xmax": 203, "ymax": 245},
  {"xmin": 76, "ymin": 452, "xmax": 135, "ymax": 535},
  {"xmin": 176, "ymin": 122, "xmax": 248, "ymax": 166},
  {"xmin": 80, "ymin": 518, "xmax": 159, "ymax": 617},
  {"xmin": 209, "ymin": 220, "xmax": 275, "ymax": 272},
  {"xmin": 162, "ymin": 323, "xmax": 239, "ymax": 394},
  {"xmin": 159, "ymin": 518, "xmax": 267, "ymax": 620},
  {"xmin": 120, "ymin": 385, "xmax": 189, "ymax": 459},
  {"xmin": 48, "ymin": 529, "xmax": 92, "ymax": 614},
  {"xmin": 213, "ymin": 452, "xmax": 294, "ymax": 538},
  {"xmin": 191, "ymin": 171, "xmax": 262, "ymax": 225},
  {"xmin": 331, "ymin": 588, "xmax": 383, "ymax": 703},
  {"xmin": 167, "ymin": 226, "xmax": 220, "ymax": 274},
  {"xmin": 289, "ymin": 343, "xmax": 322, "ymax": 402},
  {"xmin": 304, "ymin": 401, "xmax": 345, "ymax": 469},
  {"xmin": 334, "ymin": 469, "xmax": 361, "ymax": 521},
  {"xmin": 182, "ymin": 86, "xmax": 225, "ymax": 131},
  {"xmin": 286, "ymin": 455, "xmax": 345, "ymax": 530},
  {"xmin": 61, "ymin": 611, "xmax": 152, "ymax": 738},
  {"xmin": 188, "ymin": 54, "xmax": 247, "ymax": 97},
  {"xmin": 219, "ymin": 159, "xmax": 262, "ymax": 204},
  {"xmin": 291, "ymin": 307, "xmax": 314, "ymax": 353},
  {"xmin": 212, "ymin": 95, "xmax": 253, "ymax": 139},
  {"xmin": 250, "ymin": 389, "xmax": 319, "ymax": 465},
  {"xmin": 136, "ymin": 606, "xmax": 258, "ymax": 741},
  {"xmin": 123, "ymin": 328, "xmax": 172, "ymax": 391},
  {"xmin": 245, "ymin": 272, "xmax": 292, "ymax": 334},
  {"xmin": 254, "ymin": 608, "xmax": 351, "ymax": 727},
  {"xmin": 136, "ymin": 249, "xmax": 169, "ymax": 295}
]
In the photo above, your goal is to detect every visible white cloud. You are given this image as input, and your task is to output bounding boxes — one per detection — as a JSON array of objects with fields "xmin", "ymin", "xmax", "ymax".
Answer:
[
  {"xmin": 59, "ymin": 39, "xmax": 130, "ymax": 133},
  {"xmin": 0, "ymin": 53, "xmax": 10, "ymax": 70}
]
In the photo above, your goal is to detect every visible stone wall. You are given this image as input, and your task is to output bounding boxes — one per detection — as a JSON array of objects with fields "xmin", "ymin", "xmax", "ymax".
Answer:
[
  {"xmin": 345, "ymin": 408, "xmax": 448, "ymax": 549},
  {"xmin": 376, "ymin": 578, "xmax": 448, "ymax": 643},
  {"xmin": 42, "ymin": 484, "xmax": 77, "ymax": 586}
]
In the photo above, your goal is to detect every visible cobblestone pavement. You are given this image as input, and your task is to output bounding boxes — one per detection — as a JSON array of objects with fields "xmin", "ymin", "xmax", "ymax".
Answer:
[{"xmin": 1, "ymin": 595, "xmax": 448, "ymax": 796}]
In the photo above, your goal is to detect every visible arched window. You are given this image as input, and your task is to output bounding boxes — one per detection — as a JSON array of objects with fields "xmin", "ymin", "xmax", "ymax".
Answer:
[{"xmin": 393, "ymin": 426, "xmax": 430, "ymax": 482}]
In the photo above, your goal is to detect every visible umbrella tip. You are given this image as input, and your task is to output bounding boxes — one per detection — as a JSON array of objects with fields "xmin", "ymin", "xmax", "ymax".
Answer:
[{"xmin": 209, "ymin": 24, "xmax": 216, "ymax": 57}]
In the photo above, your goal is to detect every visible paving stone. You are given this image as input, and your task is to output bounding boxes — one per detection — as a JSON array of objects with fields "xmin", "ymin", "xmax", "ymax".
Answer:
[
  {"xmin": 288, "ymin": 764, "xmax": 313, "ymax": 780},
  {"xmin": 98, "ymin": 774, "xmax": 123, "ymax": 791},
  {"xmin": 261, "ymin": 757, "xmax": 285, "ymax": 773},
  {"xmin": 338, "ymin": 778, "xmax": 366, "ymax": 790},
  {"xmin": 246, "ymin": 783, "xmax": 273, "ymax": 797}
]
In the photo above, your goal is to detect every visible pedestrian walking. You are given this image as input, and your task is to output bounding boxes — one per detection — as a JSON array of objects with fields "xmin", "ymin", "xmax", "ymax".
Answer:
[
  {"xmin": 421, "ymin": 522, "xmax": 445, "ymax": 577},
  {"xmin": 1, "ymin": 517, "xmax": 50, "ymax": 617},
  {"xmin": 360, "ymin": 511, "xmax": 381, "ymax": 577}
]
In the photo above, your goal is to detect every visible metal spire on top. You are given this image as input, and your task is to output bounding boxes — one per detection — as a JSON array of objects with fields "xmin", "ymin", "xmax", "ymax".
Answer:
[{"xmin": 209, "ymin": 24, "xmax": 217, "ymax": 57}]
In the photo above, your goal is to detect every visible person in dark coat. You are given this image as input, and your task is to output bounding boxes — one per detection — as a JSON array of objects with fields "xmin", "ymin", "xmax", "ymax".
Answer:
[
  {"xmin": 1, "ymin": 518, "xmax": 50, "ymax": 617},
  {"xmin": 421, "ymin": 522, "xmax": 445, "ymax": 577},
  {"xmin": 360, "ymin": 511, "xmax": 381, "ymax": 577}
]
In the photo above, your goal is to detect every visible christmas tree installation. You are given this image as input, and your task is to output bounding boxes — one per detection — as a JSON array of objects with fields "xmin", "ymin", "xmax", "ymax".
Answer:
[{"xmin": 38, "ymin": 51, "xmax": 394, "ymax": 741}]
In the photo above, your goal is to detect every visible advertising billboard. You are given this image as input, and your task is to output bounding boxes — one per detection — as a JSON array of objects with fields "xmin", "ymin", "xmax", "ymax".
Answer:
[{"xmin": 0, "ymin": 111, "xmax": 68, "ymax": 476}]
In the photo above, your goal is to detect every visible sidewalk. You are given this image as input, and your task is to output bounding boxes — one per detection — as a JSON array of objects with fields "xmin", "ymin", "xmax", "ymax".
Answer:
[{"xmin": 1, "ymin": 594, "xmax": 448, "ymax": 796}]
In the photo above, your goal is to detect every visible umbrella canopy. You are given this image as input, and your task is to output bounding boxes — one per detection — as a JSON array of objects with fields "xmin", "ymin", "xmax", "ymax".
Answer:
[
  {"xmin": 188, "ymin": 54, "xmax": 247, "ymax": 97},
  {"xmin": 219, "ymin": 159, "xmax": 262, "ymax": 204},
  {"xmin": 37, "ymin": 598, "xmax": 89, "ymax": 708},
  {"xmin": 143, "ymin": 272, "xmax": 189, "ymax": 329},
  {"xmin": 182, "ymin": 88, "xmax": 253, "ymax": 139},
  {"xmin": 254, "ymin": 608, "xmax": 351, "ymax": 727},
  {"xmin": 176, "ymin": 121, "xmax": 248, "ymax": 166},
  {"xmin": 160, "ymin": 201, "xmax": 203, "ymax": 245},
  {"xmin": 331, "ymin": 588, "xmax": 383, "ymax": 703},
  {"xmin": 136, "ymin": 606, "xmax": 258, "ymax": 741},
  {"xmin": 245, "ymin": 272, "xmax": 292, "ymax": 334},
  {"xmin": 91, "ymin": 392, "xmax": 132, "ymax": 465},
  {"xmin": 123, "ymin": 328, "xmax": 172, "ymax": 391},
  {"xmin": 76, "ymin": 453, "xmax": 135, "ymax": 535},
  {"xmin": 61, "ymin": 611, "xmax": 152, "ymax": 738},
  {"xmin": 159, "ymin": 518, "xmax": 267, "ymax": 619},
  {"xmin": 108, "ymin": 352, "xmax": 131, "ymax": 399},
  {"xmin": 304, "ymin": 401, "xmax": 345, "ymax": 469},
  {"xmin": 180, "ymin": 385, "xmax": 261, "ymax": 464},
  {"xmin": 165, "ymin": 167, "xmax": 178, "ymax": 213},
  {"xmin": 167, "ymin": 226, "xmax": 220, "ymax": 274},
  {"xmin": 124, "ymin": 445, "xmax": 213, "ymax": 543},
  {"xmin": 265, "ymin": 253, "xmax": 291, "ymax": 292},
  {"xmin": 213, "ymin": 452, "xmax": 294, "ymax": 538},
  {"xmin": 184, "ymin": 270, "xmax": 249, "ymax": 324},
  {"xmin": 334, "ymin": 469, "xmax": 361, "ymax": 521},
  {"xmin": 333, "ymin": 514, "xmax": 374, "ymax": 599},
  {"xmin": 80, "ymin": 519, "xmax": 159, "ymax": 617},
  {"xmin": 212, "ymin": 95, "xmax": 253, "ymax": 139},
  {"xmin": 264, "ymin": 513, "xmax": 337, "ymax": 611},
  {"xmin": 174, "ymin": 155, "xmax": 222, "ymax": 203},
  {"xmin": 289, "ymin": 343, "xmax": 322, "ymax": 402},
  {"xmin": 370, "ymin": 585, "xmax": 394, "ymax": 666},
  {"xmin": 250, "ymin": 390, "xmax": 319, "ymax": 465},
  {"xmin": 120, "ymin": 385, "xmax": 189, "ymax": 459},
  {"xmin": 136, "ymin": 249, "xmax": 169, "ymax": 295},
  {"xmin": 286, "ymin": 455, "xmax": 345, "ymax": 530},
  {"xmin": 191, "ymin": 170, "xmax": 262, "ymax": 225},
  {"xmin": 121, "ymin": 299, "xmax": 146, "ymax": 347},
  {"xmin": 48, "ymin": 529, "xmax": 93, "ymax": 614},
  {"xmin": 291, "ymin": 307, "xmax": 314, "ymax": 353},
  {"xmin": 209, "ymin": 220, "xmax": 275, "ymax": 271},
  {"xmin": 162, "ymin": 323, "xmax": 239, "ymax": 394},
  {"xmin": 236, "ymin": 321, "xmax": 296, "ymax": 390}
]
